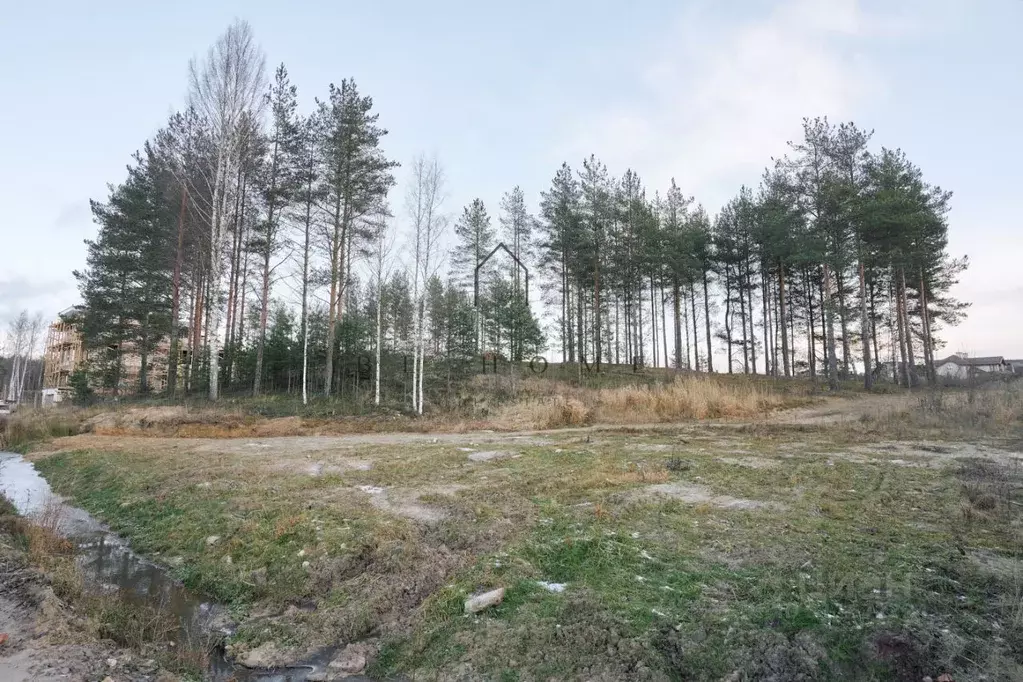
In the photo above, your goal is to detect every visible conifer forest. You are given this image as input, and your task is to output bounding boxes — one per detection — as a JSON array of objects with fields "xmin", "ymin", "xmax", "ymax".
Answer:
[{"xmin": 73, "ymin": 19, "xmax": 968, "ymax": 406}]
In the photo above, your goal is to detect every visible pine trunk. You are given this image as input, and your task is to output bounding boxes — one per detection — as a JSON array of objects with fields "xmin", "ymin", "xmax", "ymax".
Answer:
[
  {"xmin": 838, "ymin": 274, "xmax": 852, "ymax": 379},
  {"xmin": 660, "ymin": 285, "xmax": 668, "ymax": 370},
  {"xmin": 746, "ymin": 262, "xmax": 757, "ymax": 375},
  {"xmin": 859, "ymin": 260, "xmax": 873, "ymax": 390},
  {"xmin": 778, "ymin": 264, "xmax": 790, "ymax": 377},
  {"xmin": 823, "ymin": 263, "xmax": 839, "ymax": 390},
  {"xmin": 900, "ymin": 268, "xmax": 918, "ymax": 387},
  {"xmin": 167, "ymin": 186, "xmax": 187, "ymax": 395},
  {"xmin": 806, "ymin": 268, "xmax": 816, "ymax": 379},
  {"xmin": 761, "ymin": 269, "xmax": 771, "ymax": 376},
  {"xmin": 702, "ymin": 270, "xmax": 713, "ymax": 373},
  {"xmin": 738, "ymin": 268, "xmax": 748, "ymax": 374},
  {"xmin": 690, "ymin": 286, "xmax": 700, "ymax": 373},
  {"xmin": 254, "ymin": 247, "xmax": 271, "ymax": 395},
  {"xmin": 920, "ymin": 271, "xmax": 935, "ymax": 384},
  {"xmin": 895, "ymin": 272, "xmax": 910, "ymax": 387}
]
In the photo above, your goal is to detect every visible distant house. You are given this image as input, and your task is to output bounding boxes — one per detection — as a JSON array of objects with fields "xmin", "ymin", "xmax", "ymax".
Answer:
[
  {"xmin": 934, "ymin": 353, "xmax": 1011, "ymax": 381},
  {"xmin": 1009, "ymin": 359, "xmax": 1023, "ymax": 376}
]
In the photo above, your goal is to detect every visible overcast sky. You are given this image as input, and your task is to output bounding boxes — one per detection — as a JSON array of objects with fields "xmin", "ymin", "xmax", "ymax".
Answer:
[{"xmin": 1, "ymin": 0, "xmax": 1020, "ymax": 358}]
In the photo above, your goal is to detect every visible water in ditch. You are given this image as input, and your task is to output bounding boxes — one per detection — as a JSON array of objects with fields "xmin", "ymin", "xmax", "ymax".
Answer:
[{"xmin": 0, "ymin": 452, "xmax": 346, "ymax": 681}]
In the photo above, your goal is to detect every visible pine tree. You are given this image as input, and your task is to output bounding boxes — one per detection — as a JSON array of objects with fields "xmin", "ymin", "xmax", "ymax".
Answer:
[
  {"xmin": 74, "ymin": 151, "xmax": 176, "ymax": 394},
  {"xmin": 538, "ymin": 163, "xmax": 581, "ymax": 362},
  {"xmin": 450, "ymin": 198, "xmax": 495, "ymax": 302},
  {"xmin": 252, "ymin": 63, "xmax": 302, "ymax": 394},
  {"xmin": 499, "ymin": 186, "xmax": 534, "ymax": 294},
  {"xmin": 315, "ymin": 79, "xmax": 398, "ymax": 396}
]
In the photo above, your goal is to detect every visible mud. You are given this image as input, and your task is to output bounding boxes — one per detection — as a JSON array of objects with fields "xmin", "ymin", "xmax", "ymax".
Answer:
[
  {"xmin": 0, "ymin": 453, "xmax": 346, "ymax": 682},
  {"xmin": 0, "ymin": 486, "xmax": 172, "ymax": 681}
]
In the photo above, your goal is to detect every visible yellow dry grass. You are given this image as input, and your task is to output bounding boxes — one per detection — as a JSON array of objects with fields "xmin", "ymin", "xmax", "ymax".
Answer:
[
  {"xmin": 494, "ymin": 375, "xmax": 792, "ymax": 428},
  {"xmin": 594, "ymin": 375, "xmax": 789, "ymax": 422}
]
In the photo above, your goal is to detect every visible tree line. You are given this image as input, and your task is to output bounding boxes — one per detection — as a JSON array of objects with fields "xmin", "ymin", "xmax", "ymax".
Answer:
[
  {"xmin": 72, "ymin": 20, "xmax": 968, "ymax": 407},
  {"xmin": 534, "ymin": 120, "xmax": 967, "ymax": 390},
  {"xmin": 2, "ymin": 311, "xmax": 46, "ymax": 404}
]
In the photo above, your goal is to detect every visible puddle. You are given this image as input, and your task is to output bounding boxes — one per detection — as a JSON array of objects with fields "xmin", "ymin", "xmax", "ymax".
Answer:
[{"xmin": 0, "ymin": 453, "xmax": 336, "ymax": 681}]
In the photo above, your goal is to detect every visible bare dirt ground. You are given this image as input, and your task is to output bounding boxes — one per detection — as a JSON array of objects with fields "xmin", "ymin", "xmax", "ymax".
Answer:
[{"xmin": 762, "ymin": 391, "xmax": 914, "ymax": 425}]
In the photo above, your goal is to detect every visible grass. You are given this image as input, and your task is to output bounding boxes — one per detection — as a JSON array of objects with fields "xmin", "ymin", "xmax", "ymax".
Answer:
[
  {"xmin": 853, "ymin": 382, "xmax": 1023, "ymax": 440},
  {"xmin": 26, "ymin": 397, "xmax": 1023, "ymax": 680},
  {"xmin": 0, "ymin": 407, "xmax": 81, "ymax": 452}
]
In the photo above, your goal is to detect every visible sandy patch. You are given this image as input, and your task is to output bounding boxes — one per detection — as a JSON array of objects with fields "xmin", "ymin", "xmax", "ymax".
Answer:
[
  {"xmin": 467, "ymin": 450, "xmax": 518, "ymax": 463},
  {"xmin": 628, "ymin": 482, "xmax": 782, "ymax": 511},
  {"xmin": 354, "ymin": 484, "xmax": 466, "ymax": 523}
]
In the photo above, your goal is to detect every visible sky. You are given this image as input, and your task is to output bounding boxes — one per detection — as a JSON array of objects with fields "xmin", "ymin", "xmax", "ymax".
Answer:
[{"xmin": 1, "ymin": 0, "xmax": 1021, "ymax": 359}]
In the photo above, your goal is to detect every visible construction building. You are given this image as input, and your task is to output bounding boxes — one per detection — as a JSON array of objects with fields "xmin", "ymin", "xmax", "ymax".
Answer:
[
  {"xmin": 42, "ymin": 311, "xmax": 185, "ymax": 401},
  {"xmin": 41, "ymin": 314, "xmax": 86, "ymax": 404}
]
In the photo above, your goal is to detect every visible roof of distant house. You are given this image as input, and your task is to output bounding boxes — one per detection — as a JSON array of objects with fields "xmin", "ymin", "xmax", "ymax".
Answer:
[{"xmin": 935, "ymin": 355, "xmax": 1005, "ymax": 367}]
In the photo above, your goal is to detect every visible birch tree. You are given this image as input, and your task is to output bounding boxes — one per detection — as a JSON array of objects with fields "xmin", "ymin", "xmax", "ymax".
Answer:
[
  {"xmin": 370, "ymin": 216, "xmax": 396, "ymax": 405},
  {"xmin": 4, "ymin": 312, "xmax": 43, "ymax": 404},
  {"xmin": 406, "ymin": 154, "xmax": 447, "ymax": 414},
  {"xmin": 187, "ymin": 19, "xmax": 267, "ymax": 400}
]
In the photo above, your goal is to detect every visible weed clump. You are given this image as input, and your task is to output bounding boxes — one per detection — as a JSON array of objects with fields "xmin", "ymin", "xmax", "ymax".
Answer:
[{"xmin": 0, "ymin": 408, "xmax": 80, "ymax": 452}]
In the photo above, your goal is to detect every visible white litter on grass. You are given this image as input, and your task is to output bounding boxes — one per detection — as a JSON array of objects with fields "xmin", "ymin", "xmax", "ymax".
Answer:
[
  {"xmin": 458, "ymin": 447, "xmax": 475, "ymax": 452},
  {"xmin": 631, "ymin": 532, "xmax": 640, "ymax": 539},
  {"xmin": 635, "ymin": 575, "xmax": 646, "ymax": 582},
  {"xmin": 652, "ymin": 609, "xmax": 667, "ymax": 617},
  {"xmin": 640, "ymin": 550, "xmax": 656, "ymax": 561},
  {"xmin": 537, "ymin": 581, "xmax": 567, "ymax": 593},
  {"xmin": 357, "ymin": 485, "xmax": 385, "ymax": 495}
]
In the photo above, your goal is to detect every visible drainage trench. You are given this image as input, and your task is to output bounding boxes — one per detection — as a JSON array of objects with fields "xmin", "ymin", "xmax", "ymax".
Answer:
[{"xmin": 0, "ymin": 452, "xmax": 341, "ymax": 682}]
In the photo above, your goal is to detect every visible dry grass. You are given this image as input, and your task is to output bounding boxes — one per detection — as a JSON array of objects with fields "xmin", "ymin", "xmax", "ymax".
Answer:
[
  {"xmin": 11, "ymin": 498, "xmax": 75, "ymax": 565},
  {"xmin": 593, "ymin": 375, "xmax": 791, "ymax": 422},
  {"xmin": 493, "ymin": 375, "xmax": 798, "ymax": 429},
  {"xmin": 1, "ymin": 407, "xmax": 81, "ymax": 451},
  {"xmin": 13, "ymin": 373, "xmax": 809, "ymax": 444},
  {"xmin": 494, "ymin": 394, "xmax": 594, "ymax": 429},
  {"xmin": 857, "ymin": 381, "xmax": 1023, "ymax": 439}
]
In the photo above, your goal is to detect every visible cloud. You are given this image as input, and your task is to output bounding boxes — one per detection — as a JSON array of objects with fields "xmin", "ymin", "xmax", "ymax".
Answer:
[
  {"xmin": 0, "ymin": 277, "xmax": 73, "ymax": 328},
  {"xmin": 566, "ymin": 0, "xmax": 944, "ymax": 210}
]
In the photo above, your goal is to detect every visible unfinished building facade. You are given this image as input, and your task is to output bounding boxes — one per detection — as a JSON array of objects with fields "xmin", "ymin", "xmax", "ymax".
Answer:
[{"xmin": 42, "ymin": 312, "xmax": 185, "ymax": 401}]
